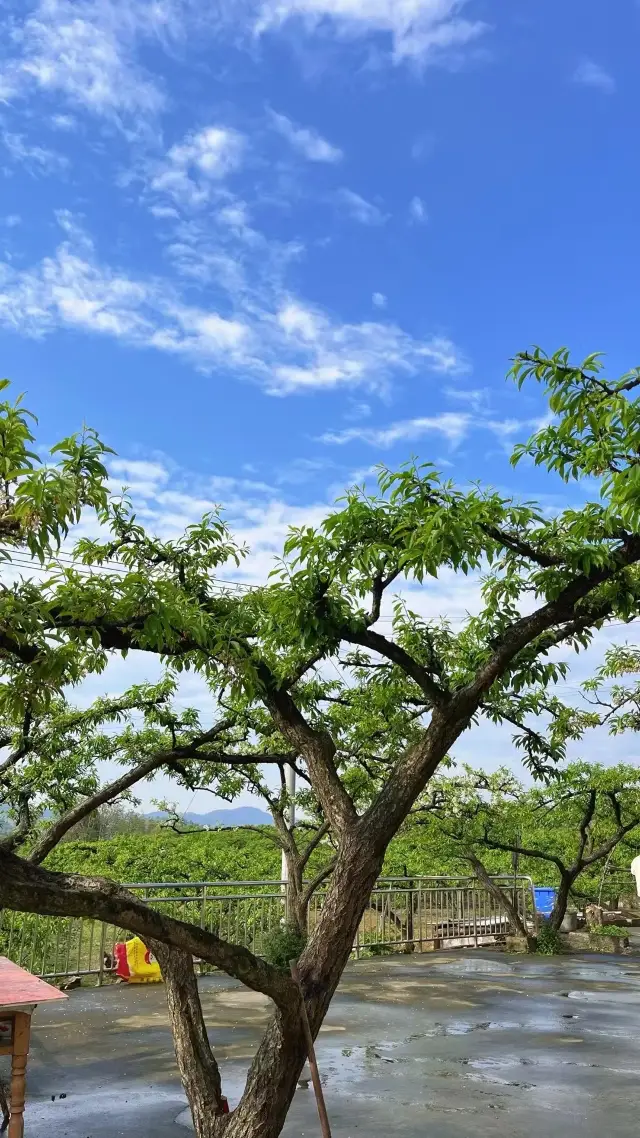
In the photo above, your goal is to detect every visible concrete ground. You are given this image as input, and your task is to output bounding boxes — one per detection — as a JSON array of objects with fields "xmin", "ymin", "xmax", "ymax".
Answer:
[{"xmin": 10, "ymin": 950, "xmax": 640, "ymax": 1138}]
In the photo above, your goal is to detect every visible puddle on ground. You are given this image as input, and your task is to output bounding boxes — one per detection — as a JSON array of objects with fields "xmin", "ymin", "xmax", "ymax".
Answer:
[
  {"xmin": 428, "ymin": 958, "xmax": 515, "ymax": 976},
  {"xmin": 560, "ymin": 989, "xmax": 640, "ymax": 1003}
]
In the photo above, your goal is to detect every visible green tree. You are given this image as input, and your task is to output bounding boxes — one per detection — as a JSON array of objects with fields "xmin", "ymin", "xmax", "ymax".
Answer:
[
  {"xmin": 2, "ymin": 349, "xmax": 640, "ymax": 1137},
  {"xmin": 418, "ymin": 762, "xmax": 640, "ymax": 943}
]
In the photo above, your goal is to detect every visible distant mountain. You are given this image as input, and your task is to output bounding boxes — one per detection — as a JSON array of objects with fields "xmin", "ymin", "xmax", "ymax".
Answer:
[{"xmin": 147, "ymin": 806, "xmax": 273, "ymax": 828}]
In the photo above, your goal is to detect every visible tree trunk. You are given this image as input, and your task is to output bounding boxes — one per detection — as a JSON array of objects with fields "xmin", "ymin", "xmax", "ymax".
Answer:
[
  {"xmin": 548, "ymin": 873, "xmax": 574, "ymax": 931},
  {"xmin": 150, "ymin": 941, "xmax": 228, "ymax": 1138},
  {"xmin": 467, "ymin": 855, "xmax": 537, "ymax": 951},
  {"xmin": 224, "ymin": 830, "xmax": 384, "ymax": 1138}
]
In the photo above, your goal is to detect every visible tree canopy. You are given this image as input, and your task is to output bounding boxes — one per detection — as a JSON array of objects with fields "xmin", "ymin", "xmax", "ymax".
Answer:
[{"xmin": 2, "ymin": 348, "xmax": 640, "ymax": 1138}]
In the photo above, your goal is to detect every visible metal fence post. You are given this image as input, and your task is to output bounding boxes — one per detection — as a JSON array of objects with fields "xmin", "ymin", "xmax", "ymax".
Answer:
[{"xmin": 97, "ymin": 923, "xmax": 107, "ymax": 987}]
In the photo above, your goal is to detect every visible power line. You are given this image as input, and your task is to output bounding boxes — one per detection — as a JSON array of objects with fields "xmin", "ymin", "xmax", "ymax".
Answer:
[
  {"xmin": 1, "ymin": 550, "xmax": 640, "ymax": 636},
  {"xmin": 0, "ymin": 551, "xmax": 257, "ymax": 593}
]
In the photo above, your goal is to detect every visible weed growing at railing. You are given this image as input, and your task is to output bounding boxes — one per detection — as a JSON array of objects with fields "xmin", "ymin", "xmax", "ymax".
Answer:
[
  {"xmin": 262, "ymin": 925, "xmax": 307, "ymax": 970},
  {"xmin": 536, "ymin": 923, "xmax": 564, "ymax": 955}
]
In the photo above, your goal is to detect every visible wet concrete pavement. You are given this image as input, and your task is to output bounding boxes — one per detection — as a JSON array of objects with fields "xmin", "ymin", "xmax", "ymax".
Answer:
[{"xmin": 12, "ymin": 951, "xmax": 640, "ymax": 1137}]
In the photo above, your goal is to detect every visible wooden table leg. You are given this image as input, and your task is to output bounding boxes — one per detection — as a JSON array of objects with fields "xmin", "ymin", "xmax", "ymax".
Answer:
[{"xmin": 8, "ymin": 1013, "xmax": 31, "ymax": 1138}]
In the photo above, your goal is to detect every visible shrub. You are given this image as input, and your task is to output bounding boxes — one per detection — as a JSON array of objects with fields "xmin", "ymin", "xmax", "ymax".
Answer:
[
  {"xmin": 536, "ymin": 923, "xmax": 564, "ymax": 955},
  {"xmin": 589, "ymin": 924, "xmax": 629, "ymax": 938},
  {"xmin": 262, "ymin": 924, "xmax": 307, "ymax": 970}
]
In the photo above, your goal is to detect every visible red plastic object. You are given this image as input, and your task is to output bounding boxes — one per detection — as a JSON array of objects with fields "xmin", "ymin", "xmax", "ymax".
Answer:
[
  {"xmin": 221, "ymin": 1097, "xmax": 229, "ymax": 1114},
  {"xmin": 113, "ymin": 942, "xmax": 131, "ymax": 980}
]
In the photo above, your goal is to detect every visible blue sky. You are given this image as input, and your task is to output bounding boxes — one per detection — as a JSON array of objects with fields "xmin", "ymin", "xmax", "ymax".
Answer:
[{"xmin": 1, "ymin": 0, "xmax": 639, "ymax": 811}]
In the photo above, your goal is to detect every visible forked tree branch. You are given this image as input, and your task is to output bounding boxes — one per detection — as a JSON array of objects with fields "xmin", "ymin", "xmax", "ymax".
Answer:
[{"xmin": 344, "ymin": 626, "xmax": 448, "ymax": 705}]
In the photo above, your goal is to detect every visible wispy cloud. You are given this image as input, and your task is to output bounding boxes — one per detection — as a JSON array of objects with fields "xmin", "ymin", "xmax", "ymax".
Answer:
[
  {"xmin": 573, "ymin": 58, "xmax": 615, "ymax": 94},
  {"xmin": 2, "ymin": 0, "xmax": 171, "ymax": 125},
  {"xmin": 410, "ymin": 133, "xmax": 435, "ymax": 161},
  {"xmin": 150, "ymin": 125, "xmax": 245, "ymax": 208},
  {"xmin": 336, "ymin": 188, "xmax": 387, "ymax": 226},
  {"xmin": 0, "ymin": 0, "xmax": 488, "ymax": 141},
  {"xmin": 321, "ymin": 412, "xmax": 472, "ymax": 448},
  {"xmin": 445, "ymin": 386, "xmax": 490, "ymax": 414},
  {"xmin": 2, "ymin": 130, "xmax": 68, "ymax": 174},
  {"xmin": 409, "ymin": 195, "xmax": 428, "ymax": 224},
  {"xmin": 321, "ymin": 412, "xmax": 530, "ymax": 449},
  {"xmin": 254, "ymin": 0, "xmax": 488, "ymax": 66},
  {"xmin": 0, "ymin": 215, "xmax": 469, "ymax": 396},
  {"xmin": 372, "ymin": 292, "xmax": 387, "ymax": 309},
  {"xmin": 269, "ymin": 109, "xmax": 343, "ymax": 162}
]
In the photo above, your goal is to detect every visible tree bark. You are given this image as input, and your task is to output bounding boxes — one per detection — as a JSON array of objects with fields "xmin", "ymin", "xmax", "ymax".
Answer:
[
  {"xmin": 225, "ymin": 828, "xmax": 385, "ymax": 1138},
  {"xmin": 0, "ymin": 849, "xmax": 294, "ymax": 1007},
  {"xmin": 548, "ymin": 872, "xmax": 574, "ymax": 931},
  {"xmin": 150, "ymin": 941, "xmax": 228, "ymax": 1138}
]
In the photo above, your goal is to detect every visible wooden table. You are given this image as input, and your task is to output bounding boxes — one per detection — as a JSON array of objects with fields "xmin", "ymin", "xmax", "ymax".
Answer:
[{"xmin": 0, "ymin": 958, "xmax": 67, "ymax": 1137}]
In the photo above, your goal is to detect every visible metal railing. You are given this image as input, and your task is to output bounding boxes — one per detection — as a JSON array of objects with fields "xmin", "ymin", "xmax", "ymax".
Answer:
[{"xmin": 0, "ymin": 875, "xmax": 535, "ymax": 981}]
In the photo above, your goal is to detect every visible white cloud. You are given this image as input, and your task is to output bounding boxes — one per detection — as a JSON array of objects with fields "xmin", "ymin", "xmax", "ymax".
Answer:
[
  {"xmin": 254, "ymin": 0, "xmax": 488, "ymax": 66},
  {"xmin": 337, "ymin": 188, "xmax": 387, "ymax": 225},
  {"xmin": 0, "ymin": 219, "xmax": 250, "ymax": 364},
  {"xmin": 0, "ymin": 216, "xmax": 469, "ymax": 396},
  {"xmin": 50, "ymin": 113, "xmax": 78, "ymax": 131},
  {"xmin": 321, "ymin": 411, "xmax": 537, "ymax": 450},
  {"xmin": 277, "ymin": 300, "xmax": 321, "ymax": 341},
  {"xmin": 573, "ymin": 59, "xmax": 615, "ymax": 94},
  {"xmin": 409, "ymin": 195, "xmax": 427, "ymax": 224},
  {"xmin": 321, "ymin": 411, "xmax": 472, "ymax": 447},
  {"xmin": 445, "ymin": 386, "xmax": 490, "ymax": 413},
  {"xmin": 0, "ymin": 0, "xmax": 487, "ymax": 146},
  {"xmin": 269, "ymin": 109, "xmax": 343, "ymax": 162},
  {"xmin": 1, "ymin": 215, "xmax": 21, "ymax": 228},
  {"xmin": 372, "ymin": 291, "xmax": 387, "ymax": 309},
  {"xmin": 2, "ymin": 0, "xmax": 170, "ymax": 124},
  {"xmin": 109, "ymin": 458, "xmax": 171, "ymax": 497},
  {"xmin": 149, "ymin": 204, "xmax": 180, "ymax": 220},
  {"xmin": 2, "ymin": 130, "xmax": 68, "ymax": 174},
  {"xmin": 270, "ymin": 315, "xmax": 467, "ymax": 395},
  {"xmin": 150, "ymin": 125, "xmax": 245, "ymax": 208}
]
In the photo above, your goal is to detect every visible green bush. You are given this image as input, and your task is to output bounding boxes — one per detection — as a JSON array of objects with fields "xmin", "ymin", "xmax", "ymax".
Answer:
[
  {"xmin": 589, "ymin": 924, "xmax": 629, "ymax": 938},
  {"xmin": 536, "ymin": 923, "xmax": 564, "ymax": 955},
  {"xmin": 262, "ymin": 924, "xmax": 307, "ymax": 970}
]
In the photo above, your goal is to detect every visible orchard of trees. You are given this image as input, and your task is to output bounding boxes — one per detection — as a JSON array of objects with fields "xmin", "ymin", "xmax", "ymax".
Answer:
[{"xmin": 1, "ymin": 350, "xmax": 640, "ymax": 1137}]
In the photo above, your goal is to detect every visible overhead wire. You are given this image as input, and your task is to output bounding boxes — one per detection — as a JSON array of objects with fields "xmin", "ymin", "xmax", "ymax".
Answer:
[{"xmin": 1, "ymin": 551, "xmax": 640, "ymax": 637}]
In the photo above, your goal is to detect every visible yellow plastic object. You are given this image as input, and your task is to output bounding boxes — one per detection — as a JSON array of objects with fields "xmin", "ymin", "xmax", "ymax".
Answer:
[{"xmin": 114, "ymin": 936, "xmax": 163, "ymax": 983}]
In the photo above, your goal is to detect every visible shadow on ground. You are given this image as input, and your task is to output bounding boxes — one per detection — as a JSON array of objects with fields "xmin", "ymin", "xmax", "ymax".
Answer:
[{"xmin": 13, "ymin": 951, "xmax": 640, "ymax": 1137}]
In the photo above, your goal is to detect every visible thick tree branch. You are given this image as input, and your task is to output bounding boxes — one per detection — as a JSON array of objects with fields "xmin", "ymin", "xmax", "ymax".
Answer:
[
  {"xmin": 344, "ymin": 626, "xmax": 448, "ymax": 705},
  {"xmin": 368, "ymin": 565, "xmax": 402, "ymax": 624},
  {"xmin": 0, "ymin": 793, "xmax": 32, "ymax": 853},
  {"xmin": 461, "ymin": 537, "xmax": 640, "ymax": 708},
  {"xmin": 477, "ymin": 832, "xmax": 566, "ymax": 874},
  {"xmin": 465, "ymin": 853, "xmax": 533, "ymax": 945},
  {"xmin": 479, "ymin": 523, "xmax": 565, "ymax": 567},
  {"xmin": 580, "ymin": 817, "xmax": 640, "ymax": 869},
  {"xmin": 0, "ymin": 850, "xmax": 296, "ymax": 1007},
  {"xmin": 255, "ymin": 661, "xmax": 357, "ymax": 833},
  {"xmin": 575, "ymin": 790, "xmax": 597, "ymax": 865}
]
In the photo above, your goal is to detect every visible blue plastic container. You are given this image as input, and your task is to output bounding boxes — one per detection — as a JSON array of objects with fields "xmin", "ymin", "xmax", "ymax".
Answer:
[{"xmin": 534, "ymin": 887, "xmax": 557, "ymax": 916}]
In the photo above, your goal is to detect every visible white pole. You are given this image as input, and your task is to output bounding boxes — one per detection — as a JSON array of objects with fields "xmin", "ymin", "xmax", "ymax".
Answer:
[{"xmin": 281, "ymin": 765, "xmax": 296, "ymax": 883}]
